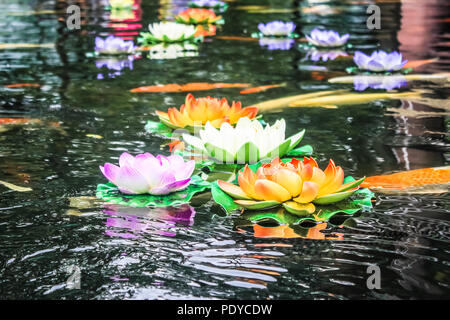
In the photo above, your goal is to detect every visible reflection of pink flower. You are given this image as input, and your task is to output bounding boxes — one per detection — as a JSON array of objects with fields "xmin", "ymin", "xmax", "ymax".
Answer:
[
  {"xmin": 104, "ymin": 204, "xmax": 196, "ymax": 239},
  {"xmin": 259, "ymin": 38, "xmax": 294, "ymax": 50},
  {"xmin": 107, "ymin": 0, "xmax": 143, "ymax": 40},
  {"xmin": 305, "ymin": 48, "xmax": 348, "ymax": 62},
  {"xmin": 95, "ymin": 56, "xmax": 135, "ymax": 79}
]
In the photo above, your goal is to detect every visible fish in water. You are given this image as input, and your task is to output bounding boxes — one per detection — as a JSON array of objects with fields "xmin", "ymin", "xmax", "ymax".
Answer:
[
  {"xmin": 239, "ymin": 83, "xmax": 286, "ymax": 94},
  {"xmin": 402, "ymin": 58, "xmax": 439, "ymax": 70},
  {"xmin": 4, "ymin": 83, "xmax": 41, "ymax": 88},
  {"xmin": 130, "ymin": 82, "xmax": 251, "ymax": 93},
  {"xmin": 361, "ymin": 166, "xmax": 450, "ymax": 193}
]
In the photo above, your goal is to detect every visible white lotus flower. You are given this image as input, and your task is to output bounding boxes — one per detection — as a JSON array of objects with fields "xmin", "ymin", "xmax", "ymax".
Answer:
[
  {"xmin": 145, "ymin": 22, "xmax": 197, "ymax": 42},
  {"xmin": 182, "ymin": 117, "xmax": 305, "ymax": 164}
]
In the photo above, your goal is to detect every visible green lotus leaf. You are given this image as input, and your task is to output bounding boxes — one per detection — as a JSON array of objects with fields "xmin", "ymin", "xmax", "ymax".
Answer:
[
  {"xmin": 96, "ymin": 175, "xmax": 210, "ymax": 208},
  {"xmin": 235, "ymin": 141, "xmax": 260, "ymax": 164},
  {"xmin": 282, "ymin": 201, "xmax": 315, "ymax": 216},
  {"xmin": 211, "ymin": 181, "xmax": 241, "ymax": 214},
  {"xmin": 263, "ymin": 139, "xmax": 291, "ymax": 159},
  {"xmin": 144, "ymin": 120, "xmax": 173, "ymax": 138},
  {"xmin": 205, "ymin": 142, "xmax": 236, "ymax": 163},
  {"xmin": 287, "ymin": 144, "xmax": 314, "ymax": 157},
  {"xmin": 234, "ymin": 199, "xmax": 280, "ymax": 210}
]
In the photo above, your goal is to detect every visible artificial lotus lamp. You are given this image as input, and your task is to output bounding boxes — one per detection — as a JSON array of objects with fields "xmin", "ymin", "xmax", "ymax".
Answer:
[
  {"xmin": 100, "ymin": 152, "xmax": 195, "ymax": 195},
  {"xmin": 306, "ymin": 29, "xmax": 349, "ymax": 48},
  {"xmin": 253, "ymin": 21, "xmax": 297, "ymax": 38},
  {"xmin": 217, "ymin": 157, "xmax": 365, "ymax": 214},
  {"xmin": 175, "ymin": 8, "xmax": 224, "ymax": 25},
  {"xmin": 155, "ymin": 93, "xmax": 258, "ymax": 130},
  {"xmin": 138, "ymin": 22, "xmax": 198, "ymax": 45},
  {"xmin": 182, "ymin": 117, "xmax": 305, "ymax": 164},
  {"xmin": 353, "ymin": 50, "xmax": 408, "ymax": 72},
  {"xmin": 95, "ymin": 35, "xmax": 137, "ymax": 55}
]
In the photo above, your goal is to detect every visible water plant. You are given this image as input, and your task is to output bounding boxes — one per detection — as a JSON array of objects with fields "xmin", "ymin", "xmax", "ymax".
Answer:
[
  {"xmin": 306, "ymin": 29, "xmax": 349, "ymax": 47},
  {"xmin": 216, "ymin": 157, "xmax": 365, "ymax": 214},
  {"xmin": 138, "ymin": 22, "xmax": 199, "ymax": 45},
  {"xmin": 181, "ymin": 117, "xmax": 305, "ymax": 164}
]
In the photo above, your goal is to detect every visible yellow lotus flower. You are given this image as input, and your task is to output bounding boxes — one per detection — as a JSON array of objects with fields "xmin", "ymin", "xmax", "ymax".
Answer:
[
  {"xmin": 156, "ymin": 93, "xmax": 258, "ymax": 130},
  {"xmin": 218, "ymin": 157, "xmax": 365, "ymax": 215},
  {"xmin": 175, "ymin": 8, "xmax": 223, "ymax": 25}
]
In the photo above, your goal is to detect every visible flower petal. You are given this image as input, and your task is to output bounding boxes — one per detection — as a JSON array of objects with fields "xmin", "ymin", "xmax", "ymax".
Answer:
[
  {"xmin": 234, "ymin": 199, "xmax": 280, "ymax": 210},
  {"xmin": 217, "ymin": 180, "xmax": 252, "ymax": 200},
  {"xmin": 293, "ymin": 181, "xmax": 319, "ymax": 203},
  {"xmin": 254, "ymin": 179, "xmax": 292, "ymax": 202},
  {"xmin": 313, "ymin": 189, "xmax": 358, "ymax": 205},
  {"xmin": 282, "ymin": 201, "xmax": 316, "ymax": 216}
]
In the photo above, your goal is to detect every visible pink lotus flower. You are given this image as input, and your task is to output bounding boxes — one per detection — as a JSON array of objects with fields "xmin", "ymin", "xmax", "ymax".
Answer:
[{"xmin": 100, "ymin": 152, "xmax": 195, "ymax": 195}]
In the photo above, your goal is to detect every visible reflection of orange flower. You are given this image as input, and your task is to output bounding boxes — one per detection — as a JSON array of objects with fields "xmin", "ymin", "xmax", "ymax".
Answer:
[
  {"xmin": 195, "ymin": 24, "xmax": 217, "ymax": 37},
  {"xmin": 176, "ymin": 8, "xmax": 222, "ymax": 24},
  {"xmin": 219, "ymin": 157, "xmax": 365, "ymax": 214},
  {"xmin": 253, "ymin": 224, "xmax": 300, "ymax": 238},
  {"xmin": 253, "ymin": 223, "xmax": 344, "ymax": 240},
  {"xmin": 156, "ymin": 93, "xmax": 258, "ymax": 129}
]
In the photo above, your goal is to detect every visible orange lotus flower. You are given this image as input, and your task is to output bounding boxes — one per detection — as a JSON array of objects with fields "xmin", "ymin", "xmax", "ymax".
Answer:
[
  {"xmin": 195, "ymin": 24, "xmax": 217, "ymax": 37},
  {"xmin": 156, "ymin": 93, "xmax": 258, "ymax": 130},
  {"xmin": 176, "ymin": 8, "xmax": 223, "ymax": 25},
  {"xmin": 218, "ymin": 157, "xmax": 365, "ymax": 215}
]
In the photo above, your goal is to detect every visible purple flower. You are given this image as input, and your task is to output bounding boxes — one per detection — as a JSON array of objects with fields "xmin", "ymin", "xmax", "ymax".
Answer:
[
  {"xmin": 100, "ymin": 152, "xmax": 195, "ymax": 195},
  {"xmin": 95, "ymin": 35, "xmax": 137, "ymax": 54},
  {"xmin": 306, "ymin": 29, "xmax": 349, "ymax": 47},
  {"xmin": 353, "ymin": 75, "xmax": 408, "ymax": 91},
  {"xmin": 353, "ymin": 50, "xmax": 408, "ymax": 72},
  {"xmin": 305, "ymin": 48, "xmax": 348, "ymax": 61},
  {"xmin": 258, "ymin": 21, "xmax": 296, "ymax": 37},
  {"xmin": 259, "ymin": 38, "xmax": 294, "ymax": 50},
  {"xmin": 191, "ymin": 0, "xmax": 224, "ymax": 7}
]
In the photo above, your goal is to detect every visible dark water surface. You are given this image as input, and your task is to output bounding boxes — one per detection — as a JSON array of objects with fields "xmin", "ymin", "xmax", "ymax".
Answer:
[{"xmin": 0, "ymin": 0, "xmax": 449, "ymax": 299}]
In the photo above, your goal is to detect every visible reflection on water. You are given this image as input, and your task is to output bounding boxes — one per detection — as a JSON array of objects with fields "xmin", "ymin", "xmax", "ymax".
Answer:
[
  {"xmin": 104, "ymin": 204, "xmax": 196, "ymax": 238},
  {"xmin": 0, "ymin": 0, "xmax": 449, "ymax": 299}
]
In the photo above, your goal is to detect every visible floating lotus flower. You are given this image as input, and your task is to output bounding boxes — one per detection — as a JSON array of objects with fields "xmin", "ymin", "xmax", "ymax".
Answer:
[
  {"xmin": 100, "ymin": 152, "xmax": 195, "ymax": 195},
  {"xmin": 189, "ymin": 0, "xmax": 228, "ymax": 11},
  {"xmin": 195, "ymin": 24, "xmax": 217, "ymax": 37},
  {"xmin": 353, "ymin": 75, "xmax": 408, "ymax": 91},
  {"xmin": 156, "ymin": 93, "xmax": 258, "ymax": 130},
  {"xmin": 138, "ymin": 22, "xmax": 198, "ymax": 45},
  {"xmin": 217, "ymin": 157, "xmax": 365, "ymax": 214},
  {"xmin": 95, "ymin": 56, "xmax": 134, "ymax": 79},
  {"xmin": 148, "ymin": 43, "xmax": 198, "ymax": 60},
  {"xmin": 259, "ymin": 38, "xmax": 294, "ymax": 50},
  {"xmin": 95, "ymin": 35, "xmax": 137, "ymax": 55},
  {"xmin": 353, "ymin": 50, "xmax": 408, "ymax": 72},
  {"xmin": 182, "ymin": 118, "xmax": 305, "ymax": 164},
  {"xmin": 306, "ymin": 29, "xmax": 349, "ymax": 47},
  {"xmin": 176, "ymin": 8, "xmax": 224, "ymax": 25},
  {"xmin": 305, "ymin": 48, "xmax": 348, "ymax": 62},
  {"xmin": 256, "ymin": 21, "xmax": 296, "ymax": 37}
]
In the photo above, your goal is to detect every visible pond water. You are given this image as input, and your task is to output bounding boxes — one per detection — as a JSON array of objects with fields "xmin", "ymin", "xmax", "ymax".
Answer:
[{"xmin": 0, "ymin": 0, "xmax": 449, "ymax": 299}]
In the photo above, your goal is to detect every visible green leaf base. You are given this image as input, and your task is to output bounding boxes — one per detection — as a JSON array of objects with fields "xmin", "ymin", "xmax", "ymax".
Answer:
[{"xmin": 96, "ymin": 175, "xmax": 211, "ymax": 207}]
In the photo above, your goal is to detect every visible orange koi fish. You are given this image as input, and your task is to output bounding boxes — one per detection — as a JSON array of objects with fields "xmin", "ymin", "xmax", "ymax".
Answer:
[
  {"xmin": 403, "ymin": 58, "xmax": 439, "ymax": 69},
  {"xmin": 361, "ymin": 167, "xmax": 450, "ymax": 191},
  {"xmin": 0, "ymin": 118, "xmax": 39, "ymax": 125},
  {"xmin": 215, "ymin": 36, "xmax": 259, "ymax": 42},
  {"xmin": 4, "ymin": 83, "xmax": 40, "ymax": 88},
  {"xmin": 239, "ymin": 83, "xmax": 286, "ymax": 94},
  {"xmin": 130, "ymin": 82, "xmax": 251, "ymax": 93}
]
